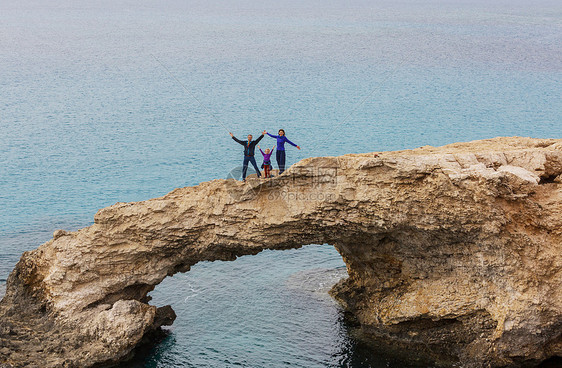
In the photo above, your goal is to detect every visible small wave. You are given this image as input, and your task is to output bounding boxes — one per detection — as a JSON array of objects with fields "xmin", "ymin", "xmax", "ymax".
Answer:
[{"xmin": 183, "ymin": 281, "xmax": 200, "ymax": 303}]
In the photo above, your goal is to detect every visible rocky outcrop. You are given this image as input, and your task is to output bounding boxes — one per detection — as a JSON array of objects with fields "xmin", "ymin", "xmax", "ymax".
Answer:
[{"xmin": 1, "ymin": 137, "xmax": 561, "ymax": 367}]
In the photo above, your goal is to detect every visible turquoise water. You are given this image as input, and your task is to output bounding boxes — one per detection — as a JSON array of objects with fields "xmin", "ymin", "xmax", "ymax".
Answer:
[{"xmin": 1, "ymin": 0, "xmax": 561, "ymax": 366}]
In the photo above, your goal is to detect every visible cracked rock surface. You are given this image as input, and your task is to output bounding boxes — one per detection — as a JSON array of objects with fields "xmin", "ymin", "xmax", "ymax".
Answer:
[{"xmin": 0, "ymin": 137, "xmax": 561, "ymax": 367}]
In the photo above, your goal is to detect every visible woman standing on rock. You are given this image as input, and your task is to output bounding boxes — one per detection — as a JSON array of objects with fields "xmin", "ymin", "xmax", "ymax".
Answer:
[{"xmin": 265, "ymin": 129, "xmax": 300, "ymax": 174}]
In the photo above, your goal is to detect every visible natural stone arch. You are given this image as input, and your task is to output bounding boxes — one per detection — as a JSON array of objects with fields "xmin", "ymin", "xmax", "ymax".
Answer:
[
  {"xmin": 1, "ymin": 137, "xmax": 561, "ymax": 368},
  {"xmin": 135, "ymin": 242, "xmax": 351, "ymax": 366}
]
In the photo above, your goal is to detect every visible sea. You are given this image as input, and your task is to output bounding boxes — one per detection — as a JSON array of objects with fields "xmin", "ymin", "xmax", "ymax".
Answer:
[{"xmin": 0, "ymin": 0, "xmax": 560, "ymax": 366}]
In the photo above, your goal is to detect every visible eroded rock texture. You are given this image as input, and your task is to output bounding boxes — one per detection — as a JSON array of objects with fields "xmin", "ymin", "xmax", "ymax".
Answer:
[{"xmin": 0, "ymin": 137, "xmax": 561, "ymax": 367}]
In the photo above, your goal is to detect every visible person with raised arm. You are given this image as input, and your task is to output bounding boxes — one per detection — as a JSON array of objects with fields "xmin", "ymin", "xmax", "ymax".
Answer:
[
  {"xmin": 257, "ymin": 144, "xmax": 275, "ymax": 178},
  {"xmin": 265, "ymin": 129, "xmax": 300, "ymax": 174},
  {"xmin": 230, "ymin": 130, "xmax": 266, "ymax": 181}
]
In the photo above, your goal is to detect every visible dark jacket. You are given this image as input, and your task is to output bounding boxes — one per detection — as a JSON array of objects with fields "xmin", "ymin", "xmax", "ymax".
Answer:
[{"xmin": 232, "ymin": 134, "xmax": 264, "ymax": 156}]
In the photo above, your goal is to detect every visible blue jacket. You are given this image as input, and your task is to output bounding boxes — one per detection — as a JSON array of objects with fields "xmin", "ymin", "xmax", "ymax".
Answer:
[
  {"xmin": 267, "ymin": 133, "xmax": 297, "ymax": 151},
  {"xmin": 232, "ymin": 134, "xmax": 264, "ymax": 156}
]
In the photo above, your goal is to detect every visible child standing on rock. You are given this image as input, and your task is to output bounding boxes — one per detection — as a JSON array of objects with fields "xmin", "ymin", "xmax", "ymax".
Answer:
[{"xmin": 258, "ymin": 145, "xmax": 275, "ymax": 178}]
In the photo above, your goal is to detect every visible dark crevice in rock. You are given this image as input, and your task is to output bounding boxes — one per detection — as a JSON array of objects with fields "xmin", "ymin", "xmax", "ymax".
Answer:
[
  {"xmin": 169, "ymin": 262, "xmax": 191, "ymax": 275},
  {"xmin": 538, "ymin": 356, "xmax": 562, "ymax": 368},
  {"xmin": 86, "ymin": 283, "xmax": 155, "ymax": 310},
  {"xmin": 538, "ymin": 175, "xmax": 557, "ymax": 184}
]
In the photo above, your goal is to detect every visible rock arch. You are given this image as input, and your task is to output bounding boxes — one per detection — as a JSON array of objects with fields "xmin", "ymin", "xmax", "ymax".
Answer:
[{"xmin": 1, "ymin": 137, "xmax": 561, "ymax": 367}]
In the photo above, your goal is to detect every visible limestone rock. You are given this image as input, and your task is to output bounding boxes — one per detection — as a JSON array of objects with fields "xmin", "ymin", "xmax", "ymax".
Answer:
[{"xmin": 0, "ymin": 137, "xmax": 561, "ymax": 367}]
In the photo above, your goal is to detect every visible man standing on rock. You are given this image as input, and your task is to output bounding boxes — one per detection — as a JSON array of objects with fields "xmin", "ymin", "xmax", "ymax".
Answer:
[{"xmin": 230, "ymin": 131, "xmax": 266, "ymax": 181}]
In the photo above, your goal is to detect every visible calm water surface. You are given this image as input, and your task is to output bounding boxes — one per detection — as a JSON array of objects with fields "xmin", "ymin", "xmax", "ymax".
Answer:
[{"xmin": 0, "ymin": 0, "xmax": 561, "ymax": 366}]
